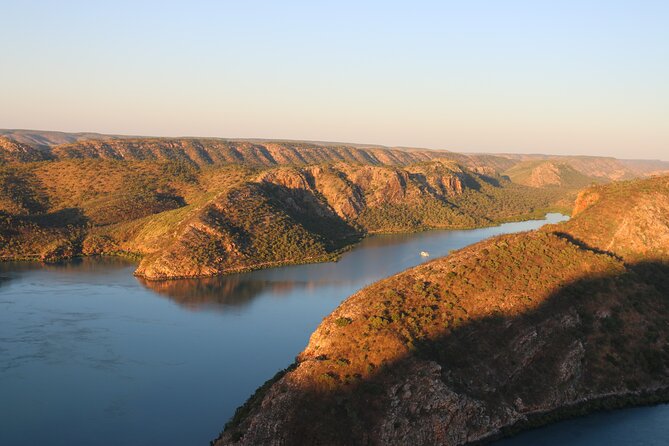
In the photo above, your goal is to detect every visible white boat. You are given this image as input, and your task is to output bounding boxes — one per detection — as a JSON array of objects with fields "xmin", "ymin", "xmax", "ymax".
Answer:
[{"xmin": 420, "ymin": 251, "xmax": 430, "ymax": 257}]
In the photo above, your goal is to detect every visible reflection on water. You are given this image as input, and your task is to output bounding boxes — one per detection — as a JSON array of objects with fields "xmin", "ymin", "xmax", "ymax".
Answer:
[
  {"xmin": 141, "ymin": 214, "xmax": 571, "ymax": 311},
  {"xmin": 4, "ymin": 212, "xmax": 667, "ymax": 446},
  {"xmin": 2, "ymin": 214, "xmax": 580, "ymax": 446},
  {"xmin": 138, "ymin": 275, "xmax": 302, "ymax": 309},
  {"xmin": 0, "ymin": 256, "xmax": 137, "ymax": 274}
]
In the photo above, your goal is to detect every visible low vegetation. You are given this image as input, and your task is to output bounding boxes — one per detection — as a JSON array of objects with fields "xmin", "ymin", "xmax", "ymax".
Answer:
[
  {"xmin": 0, "ymin": 143, "xmax": 576, "ymax": 277},
  {"xmin": 215, "ymin": 174, "xmax": 669, "ymax": 446}
]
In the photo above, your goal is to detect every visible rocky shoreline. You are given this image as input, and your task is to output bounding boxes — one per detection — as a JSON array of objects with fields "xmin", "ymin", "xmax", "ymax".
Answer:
[
  {"xmin": 473, "ymin": 386, "xmax": 669, "ymax": 444},
  {"xmin": 213, "ymin": 176, "xmax": 669, "ymax": 446}
]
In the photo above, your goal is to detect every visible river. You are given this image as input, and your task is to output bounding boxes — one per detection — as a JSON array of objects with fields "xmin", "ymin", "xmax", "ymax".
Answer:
[{"xmin": 3, "ymin": 213, "xmax": 666, "ymax": 445}]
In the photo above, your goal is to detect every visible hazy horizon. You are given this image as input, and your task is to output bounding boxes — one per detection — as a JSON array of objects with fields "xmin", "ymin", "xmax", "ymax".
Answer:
[
  {"xmin": 4, "ymin": 126, "xmax": 669, "ymax": 162},
  {"xmin": 2, "ymin": 1, "xmax": 667, "ymax": 160}
]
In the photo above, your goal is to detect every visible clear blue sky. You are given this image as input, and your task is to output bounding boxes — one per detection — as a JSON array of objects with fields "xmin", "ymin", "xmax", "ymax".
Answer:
[{"xmin": 1, "ymin": 0, "xmax": 667, "ymax": 159}]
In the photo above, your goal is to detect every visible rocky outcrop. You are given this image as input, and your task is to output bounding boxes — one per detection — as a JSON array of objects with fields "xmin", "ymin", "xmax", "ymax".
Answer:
[
  {"xmin": 132, "ymin": 162, "xmax": 494, "ymax": 279},
  {"xmin": 214, "ymin": 176, "xmax": 669, "ymax": 446},
  {"xmin": 256, "ymin": 162, "xmax": 476, "ymax": 223},
  {"xmin": 0, "ymin": 155, "xmax": 566, "ymax": 278},
  {"xmin": 0, "ymin": 136, "xmax": 51, "ymax": 162},
  {"xmin": 308, "ymin": 166, "xmax": 366, "ymax": 220},
  {"xmin": 43, "ymin": 138, "xmax": 472, "ymax": 169},
  {"xmin": 558, "ymin": 175, "xmax": 669, "ymax": 261},
  {"xmin": 571, "ymin": 189, "xmax": 600, "ymax": 216}
]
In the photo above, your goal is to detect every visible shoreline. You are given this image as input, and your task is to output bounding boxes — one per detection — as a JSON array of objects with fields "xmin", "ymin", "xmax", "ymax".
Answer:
[
  {"xmin": 0, "ymin": 211, "xmax": 567, "ymax": 281},
  {"xmin": 473, "ymin": 386, "xmax": 669, "ymax": 445}
]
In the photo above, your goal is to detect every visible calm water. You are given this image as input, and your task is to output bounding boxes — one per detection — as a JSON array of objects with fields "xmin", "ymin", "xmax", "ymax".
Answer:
[
  {"xmin": 3, "ymin": 213, "xmax": 664, "ymax": 446},
  {"xmin": 496, "ymin": 404, "xmax": 669, "ymax": 446}
]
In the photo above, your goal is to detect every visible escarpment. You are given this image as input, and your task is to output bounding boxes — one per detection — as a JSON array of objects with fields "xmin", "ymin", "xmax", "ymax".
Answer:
[
  {"xmin": 2, "ymin": 149, "xmax": 561, "ymax": 278},
  {"xmin": 44, "ymin": 138, "xmax": 469, "ymax": 168},
  {"xmin": 133, "ymin": 162, "xmax": 549, "ymax": 278},
  {"xmin": 3, "ymin": 130, "xmax": 664, "ymax": 279},
  {"xmin": 557, "ymin": 175, "xmax": 669, "ymax": 261},
  {"xmin": 214, "ymin": 175, "xmax": 669, "ymax": 446},
  {"xmin": 4, "ymin": 130, "xmax": 669, "ymax": 181}
]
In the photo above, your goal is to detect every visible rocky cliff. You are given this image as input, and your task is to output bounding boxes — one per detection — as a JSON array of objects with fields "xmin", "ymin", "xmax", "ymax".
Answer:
[
  {"xmin": 14, "ymin": 136, "xmax": 466, "ymax": 169},
  {"xmin": 3, "ymin": 129, "xmax": 666, "ymax": 183},
  {"xmin": 562, "ymin": 176, "xmax": 669, "ymax": 261},
  {"xmin": 215, "ymin": 175, "xmax": 669, "ymax": 446},
  {"xmin": 4, "ymin": 128, "xmax": 662, "ymax": 279},
  {"xmin": 0, "ymin": 155, "xmax": 561, "ymax": 278},
  {"xmin": 132, "ymin": 161, "xmax": 556, "ymax": 279}
]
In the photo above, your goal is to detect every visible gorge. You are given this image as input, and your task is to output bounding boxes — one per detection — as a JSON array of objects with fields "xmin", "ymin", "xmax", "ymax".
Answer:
[{"xmin": 1, "ymin": 130, "xmax": 668, "ymax": 445}]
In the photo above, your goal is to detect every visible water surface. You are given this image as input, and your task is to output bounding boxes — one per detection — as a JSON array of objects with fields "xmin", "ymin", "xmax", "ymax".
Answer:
[
  {"xmin": 7, "ymin": 213, "xmax": 661, "ymax": 445},
  {"xmin": 495, "ymin": 403, "xmax": 669, "ymax": 446}
]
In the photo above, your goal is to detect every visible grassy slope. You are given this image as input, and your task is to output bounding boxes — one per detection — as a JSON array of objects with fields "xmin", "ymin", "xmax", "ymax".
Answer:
[
  {"xmin": 504, "ymin": 160, "xmax": 597, "ymax": 189},
  {"xmin": 217, "ymin": 174, "xmax": 669, "ymax": 445}
]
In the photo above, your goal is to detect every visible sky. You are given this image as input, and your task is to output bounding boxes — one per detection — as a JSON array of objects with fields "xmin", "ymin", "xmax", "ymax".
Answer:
[{"xmin": 1, "ymin": 0, "xmax": 668, "ymax": 159}]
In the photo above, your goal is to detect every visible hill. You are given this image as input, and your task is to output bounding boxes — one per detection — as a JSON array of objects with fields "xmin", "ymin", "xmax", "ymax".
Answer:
[
  {"xmin": 496, "ymin": 153, "xmax": 669, "ymax": 181},
  {"xmin": 0, "ymin": 129, "xmax": 124, "ymax": 150},
  {"xmin": 557, "ymin": 175, "xmax": 669, "ymax": 261},
  {"xmin": 6, "ymin": 129, "xmax": 669, "ymax": 180},
  {"xmin": 0, "ymin": 131, "xmax": 499, "ymax": 170},
  {"xmin": 0, "ymin": 158, "xmax": 563, "ymax": 278},
  {"xmin": 0, "ymin": 136, "xmax": 51, "ymax": 163},
  {"xmin": 619, "ymin": 159, "xmax": 669, "ymax": 177},
  {"xmin": 503, "ymin": 160, "xmax": 597, "ymax": 189},
  {"xmin": 1, "ymin": 128, "xmax": 664, "ymax": 279},
  {"xmin": 215, "ymin": 175, "xmax": 669, "ymax": 445}
]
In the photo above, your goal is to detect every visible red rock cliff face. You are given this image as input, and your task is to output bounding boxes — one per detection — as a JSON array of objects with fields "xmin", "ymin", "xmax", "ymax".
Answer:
[
  {"xmin": 344, "ymin": 165, "xmax": 409, "ymax": 207},
  {"xmin": 255, "ymin": 162, "xmax": 470, "ymax": 221},
  {"xmin": 562, "ymin": 176, "xmax": 669, "ymax": 260},
  {"xmin": 406, "ymin": 161, "xmax": 467, "ymax": 196},
  {"xmin": 572, "ymin": 190, "xmax": 601, "ymax": 216},
  {"xmin": 308, "ymin": 166, "xmax": 365, "ymax": 221},
  {"xmin": 47, "ymin": 138, "xmax": 471, "ymax": 168},
  {"xmin": 130, "ymin": 161, "xmax": 488, "ymax": 279}
]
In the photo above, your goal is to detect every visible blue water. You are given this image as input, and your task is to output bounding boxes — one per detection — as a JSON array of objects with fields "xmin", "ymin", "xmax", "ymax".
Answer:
[
  {"xmin": 495, "ymin": 404, "xmax": 669, "ymax": 446},
  {"xmin": 6, "ymin": 213, "xmax": 662, "ymax": 445}
]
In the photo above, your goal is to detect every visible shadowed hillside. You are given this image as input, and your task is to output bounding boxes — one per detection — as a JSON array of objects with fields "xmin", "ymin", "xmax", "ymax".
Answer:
[{"xmin": 214, "ymin": 175, "xmax": 669, "ymax": 446}]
